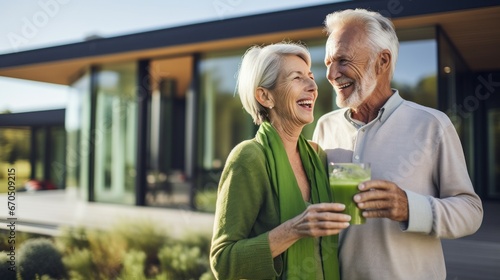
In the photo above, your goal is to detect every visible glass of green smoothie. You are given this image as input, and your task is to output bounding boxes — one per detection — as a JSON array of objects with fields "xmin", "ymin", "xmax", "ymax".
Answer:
[{"xmin": 329, "ymin": 163, "xmax": 371, "ymax": 225}]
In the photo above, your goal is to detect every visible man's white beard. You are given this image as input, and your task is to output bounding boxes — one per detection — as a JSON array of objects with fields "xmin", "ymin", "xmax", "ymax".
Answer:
[{"xmin": 336, "ymin": 61, "xmax": 377, "ymax": 109}]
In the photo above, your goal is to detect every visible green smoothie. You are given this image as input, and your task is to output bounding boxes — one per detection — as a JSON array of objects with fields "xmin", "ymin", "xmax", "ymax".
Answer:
[
  {"xmin": 330, "ymin": 180, "xmax": 365, "ymax": 224},
  {"xmin": 329, "ymin": 163, "xmax": 371, "ymax": 225}
]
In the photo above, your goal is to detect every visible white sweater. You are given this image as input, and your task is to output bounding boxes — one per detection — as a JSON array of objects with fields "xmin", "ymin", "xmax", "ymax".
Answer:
[{"xmin": 313, "ymin": 91, "xmax": 483, "ymax": 280}]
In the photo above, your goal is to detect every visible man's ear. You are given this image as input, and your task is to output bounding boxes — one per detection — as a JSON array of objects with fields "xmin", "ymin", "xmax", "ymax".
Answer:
[
  {"xmin": 376, "ymin": 50, "xmax": 391, "ymax": 75},
  {"xmin": 255, "ymin": 87, "xmax": 274, "ymax": 108}
]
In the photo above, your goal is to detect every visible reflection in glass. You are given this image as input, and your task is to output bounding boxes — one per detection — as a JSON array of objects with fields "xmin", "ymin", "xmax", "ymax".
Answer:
[
  {"xmin": 67, "ymin": 71, "xmax": 91, "ymax": 199},
  {"xmin": 197, "ymin": 50, "xmax": 254, "ymax": 211},
  {"xmin": 393, "ymin": 40, "xmax": 437, "ymax": 108},
  {"xmin": 0, "ymin": 128, "xmax": 31, "ymax": 192},
  {"xmin": 438, "ymin": 29, "xmax": 474, "ymax": 180},
  {"xmin": 200, "ymin": 50, "xmax": 254, "ymax": 171},
  {"xmin": 94, "ymin": 62, "xmax": 137, "ymax": 204},
  {"xmin": 488, "ymin": 110, "xmax": 500, "ymax": 198},
  {"xmin": 34, "ymin": 127, "xmax": 46, "ymax": 180},
  {"xmin": 32, "ymin": 126, "xmax": 66, "ymax": 190},
  {"xmin": 50, "ymin": 126, "xmax": 66, "ymax": 189},
  {"xmin": 146, "ymin": 56, "xmax": 192, "ymax": 207}
]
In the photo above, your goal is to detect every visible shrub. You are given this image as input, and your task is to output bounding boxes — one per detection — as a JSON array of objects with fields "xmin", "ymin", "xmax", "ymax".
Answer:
[
  {"xmin": 55, "ymin": 220, "xmax": 214, "ymax": 279},
  {"xmin": 0, "ymin": 251, "xmax": 18, "ymax": 280},
  {"xmin": 86, "ymin": 230, "xmax": 126, "ymax": 279},
  {"xmin": 118, "ymin": 250, "xmax": 147, "ymax": 280},
  {"xmin": 0, "ymin": 230, "xmax": 46, "ymax": 252},
  {"xmin": 179, "ymin": 231, "xmax": 212, "ymax": 257},
  {"xmin": 57, "ymin": 227, "xmax": 95, "ymax": 280},
  {"xmin": 195, "ymin": 189, "xmax": 218, "ymax": 213},
  {"xmin": 60, "ymin": 228, "xmax": 126, "ymax": 279},
  {"xmin": 62, "ymin": 248, "xmax": 94, "ymax": 280},
  {"xmin": 158, "ymin": 230, "xmax": 214, "ymax": 279},
  {"xmin": 158, "ymin": 243, "xmax": 207, "ymax": 280},
  {"xmin": 55, "ymin": 227, "xmax": 90, "ymax": 255},
  {"xmin": 18, "ymin": 238, "xmax": 66, "ymax": 280},
  {"xmin": 111, "ymin": 219, "xmax": 168, "ymax": 266}
]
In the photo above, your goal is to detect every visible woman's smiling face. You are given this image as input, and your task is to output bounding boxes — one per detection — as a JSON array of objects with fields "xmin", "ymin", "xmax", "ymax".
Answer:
[{"xmin": 269, "ymin": 55, "xmax": 318, "ymax": 128}]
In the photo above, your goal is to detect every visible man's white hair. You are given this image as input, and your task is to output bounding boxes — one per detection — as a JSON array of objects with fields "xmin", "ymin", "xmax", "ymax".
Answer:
[{"xmin": 324, "ymin": 8, "xmax": 399, "ymax": 78}]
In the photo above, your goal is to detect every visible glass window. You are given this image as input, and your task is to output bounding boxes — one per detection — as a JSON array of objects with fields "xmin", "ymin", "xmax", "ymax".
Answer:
[
  {"xmin": 197, "ymin": 49, "xmax": 254, "ymax": 211},
  {"xmin": 94, "ymin": 62, "xmax": 137, "ymax": 204},
  {"xmin": 488, "ymin": 109, "xmax": 500, "ymax": 198},
  {"xmin": 200, "ymin": 49, "xmax": 255, "ymax": 171},
  {"xmin": 0, "ymin": 127, "xmax": 31, "ymax": 192},
  {"xmin": 438, "ymin": 28, "xmax": 474, "ymax": 182},
  {"xmin": 50, "ymin": 126, "xmax": 66, "ymax": 189},
  {"xmin": 393, "ymin": 39, "xmax": 438, "ymax": 108},
  {"xmin": 30, "ymin": 126, "xmax": 66, "ymax": 190},
  {"xmin": 146, "ymin": 56, "xmax": 193, "ymax": 207},
  {"xmin": 34, "ymin": 127, "xmax": 46, "ymax": 180},
  {"xmin": 67, "ymin": 70, "xmax": 91, "ymax": 199}
]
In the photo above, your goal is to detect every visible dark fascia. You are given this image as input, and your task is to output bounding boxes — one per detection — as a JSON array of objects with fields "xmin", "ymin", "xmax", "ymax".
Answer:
[
  {"xmin": 0, "ymin": 0, "xmax": 498, "ymax": 69},
  {"xmin": 0, "ymin": 109, "xmax": 65, "ymax": 127}
]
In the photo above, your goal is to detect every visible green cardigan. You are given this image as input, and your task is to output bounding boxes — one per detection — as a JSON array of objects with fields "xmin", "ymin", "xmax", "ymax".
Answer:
[{"xmin": 210, "ymin": 138, "xmax": 332, "ymax": 279}]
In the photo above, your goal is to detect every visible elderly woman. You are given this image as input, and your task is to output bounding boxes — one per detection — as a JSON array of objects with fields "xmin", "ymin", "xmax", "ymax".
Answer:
[{"xmin": 210, "ymin": 42, "xmax": 351, "ymax": 280}]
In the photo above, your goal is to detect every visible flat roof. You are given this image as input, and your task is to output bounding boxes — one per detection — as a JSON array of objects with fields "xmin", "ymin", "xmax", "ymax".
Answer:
[{"xmin": 0, "ymin": 109, "xmax": 65, "ymax": 127}]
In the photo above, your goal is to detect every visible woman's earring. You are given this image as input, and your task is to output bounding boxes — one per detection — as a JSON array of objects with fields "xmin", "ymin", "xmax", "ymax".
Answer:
[{"xmin": 269, "ymin": 106, "xmax": 273, "ymax": 109}]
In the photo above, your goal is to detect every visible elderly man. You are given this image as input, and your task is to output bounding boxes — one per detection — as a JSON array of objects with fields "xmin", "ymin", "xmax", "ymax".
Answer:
[{"xmin": 313, "ymin": 9, "xmax": 483, "ymax": 279}]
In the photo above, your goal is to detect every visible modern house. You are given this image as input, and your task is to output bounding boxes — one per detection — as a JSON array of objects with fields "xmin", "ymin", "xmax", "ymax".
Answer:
[
  {"xmin": 0, "ymin": 109, "xmax": 66, "ymax": 191},
  {"xmin": 0, "ymin": 0, "xmax": 499, "ymax": 210}
]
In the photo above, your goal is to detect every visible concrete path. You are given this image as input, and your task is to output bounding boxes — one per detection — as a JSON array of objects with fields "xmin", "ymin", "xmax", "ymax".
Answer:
[
  {"xmin": 443, "ymin": 201, "xmax": 500, "ymax": 280},
  {"xmin": 0, "ymin": 189, "xmax": 214, "ymax": 237}
]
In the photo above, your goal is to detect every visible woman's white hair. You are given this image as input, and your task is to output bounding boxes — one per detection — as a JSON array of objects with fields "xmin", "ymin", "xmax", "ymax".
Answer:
[
  {"xmin": 236, "ymin": 42, "xmax": 311, "ymax": 125},
  {"xmin": 324, "ymin": 9, "xmax": 399, "ymax": 78}
]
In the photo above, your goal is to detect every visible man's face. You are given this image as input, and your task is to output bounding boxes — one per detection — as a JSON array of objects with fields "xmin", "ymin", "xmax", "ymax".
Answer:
[{"xmin": 324, "ymin": 24, "xmax": 378, "ymax": 109}]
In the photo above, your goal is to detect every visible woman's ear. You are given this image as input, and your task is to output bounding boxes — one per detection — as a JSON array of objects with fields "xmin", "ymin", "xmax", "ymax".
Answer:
[
  {"xmin": 376, "ymin": 50, "xmax": 391, "ymax": 75},
  {"xmin": 255, "ymin": 87, "xmax": 274, "ymax": 109}
]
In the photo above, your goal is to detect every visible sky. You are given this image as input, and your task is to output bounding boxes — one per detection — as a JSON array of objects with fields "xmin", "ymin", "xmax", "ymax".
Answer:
[{"xmin": 0, "ymin": 0, "xmax": 339, "ymax": 113}]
